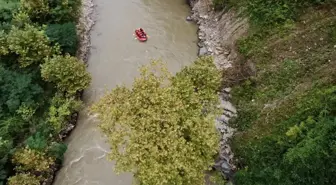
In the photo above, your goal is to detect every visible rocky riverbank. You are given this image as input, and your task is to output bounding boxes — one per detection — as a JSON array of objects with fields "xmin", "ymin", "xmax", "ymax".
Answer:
[{"xmin": 187, "ymin": 0, "xmax": 248, "ymax": 180}]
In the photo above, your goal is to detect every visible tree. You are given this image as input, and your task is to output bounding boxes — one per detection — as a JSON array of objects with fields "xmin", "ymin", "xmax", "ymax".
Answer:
[
  {"xmin": 91, "ymin": 57, "xmax": 221, "ymax": 185},
  {"xmin": 7, "ymin": 173, "xmax": 40, "ymax": 185},
  {"xmin": 40, "ymin": 54, "xmax": 91, "ymax": 95},
  {"xmin": 47, "ymin": 93, "xmax": 82, "ymax": 132},
  {"xmin": 19, "ymin": 0, "xmax": 49, "ymax": 22},
  {"xmin": 45, "ymin": 22, "xmax": 78, "ymax": 55},
  {"xmin": 0, "ymin": 65, "xmax": 43, "ymax": 113},
  {"xmin": 5, "ymin": 24, "xmax": 55, "ymax": 67}
]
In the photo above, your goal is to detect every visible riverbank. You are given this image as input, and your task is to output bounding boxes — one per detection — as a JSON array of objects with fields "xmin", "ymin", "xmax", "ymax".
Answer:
[
  {"xmin": 188, "ymin": 0, "xmax": 336, "ymax": 184},
  {"xmin": 48, "ymin": 0, "xmax": 96, "ymax": 184},
  {"xmin": 186, "ymin": 0, "xmax": 248, "ymax": 179}
]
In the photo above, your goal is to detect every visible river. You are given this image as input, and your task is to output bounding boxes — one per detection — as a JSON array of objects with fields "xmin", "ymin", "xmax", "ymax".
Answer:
[{"xmin": 53, "ymin": 0, "xmax": 198, "ymax": 184}]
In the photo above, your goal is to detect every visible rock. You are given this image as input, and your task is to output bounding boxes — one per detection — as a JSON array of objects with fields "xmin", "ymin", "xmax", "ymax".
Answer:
[
  {"xmin": 198, "ymin": 42, "xmax": 204, "ymax": 47},
  {"xmin": 220, "ymin": 99, "xmax": 237, "ymax": 114},
  {"xmin": 223, "ymin": 88, "xmax": 231, "ymax": 93},
  {"xmin": 199, "ymin": 47, "xmax": 208, "ymax": 55},
  {"xmin": 218, "ymin": 115, "xmax": 230, "ymax": 124},
  {"xmin": 221, "ymin": 161, "xmax": 231, "ymax": 174},
  {"xmin": 186, "ymin": 16, "xmax": 193, "ymax": 21},
  {"xmin": 200, "ymin": 15, "xmax": 208, "ymax": 19}
]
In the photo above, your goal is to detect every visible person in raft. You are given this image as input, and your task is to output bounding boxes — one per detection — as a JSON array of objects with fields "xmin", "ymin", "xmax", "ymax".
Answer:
[{"xmin": 139, "ymin": 28, "xmax": 146, "ymax": 38}]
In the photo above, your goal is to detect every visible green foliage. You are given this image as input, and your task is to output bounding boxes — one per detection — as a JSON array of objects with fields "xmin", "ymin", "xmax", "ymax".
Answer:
[
  {"xmin": 0, "ymin": 0, "xmax": 19, "ymax": 31},
  {"xmin": 7, "ymin": 173, "xmax": 40, "ymax": 185},
  {"xmin": 12, "ymin": 147, "xmax": 54, "ymax": 173},
  {"xmin": 19, "ymin": 0, "xmax": 81, "ymax": 24},
  {"xmin": 5, "ymin": 24, "xmax": 54, "ymax": 67},
  {"xmin": 19, "ymin": 0, "xmax": 49, "ymax": 23},
  {"xmin": 25, "ymin": 132, "xmax": 48, "ymax": 152},
  {"xmin": 0, "ymin": 0, "xmax": 87, "ymax": 182},
  {"xmin": 46, "ymin": 22, "xmax": 78, "ymax": 55},
  {"xmin": 48, "ymin": 0, "xmax": 81, "ymax": 23},
  {"xmin": 0, "ymin": 65, "xmax": 43, "ymax": 113},
  {"xmin": 230, "ymin": 6, "xmax": 336, "ymax": 185},
  {"xmin": 0, "ymin": 138, "xmax": 13, "ymax": 184},
  {"xmin": 91, "ymin": 57, "xmax": 221, "ymax": 185},
  {"xmin": 0, "ymin": 117, "xmax": 27, "ymax": 142},
  {"xmin": 47, "ymin": 142, "xmax": 67, "ymax": 162},
  {"xmin": 213, "ymin": 0, "xmax": 334, "ymax": 27},
  {"xmin": 11, "ymin": 11, "xmax": 31, "ymax": 28},
  {"xmin": 41, "ymin": 54, "xmax": 91, "ymax": 95},
  {"xmin": 47, "ymin": 93, "xmax": 82, "ymax": 132}
]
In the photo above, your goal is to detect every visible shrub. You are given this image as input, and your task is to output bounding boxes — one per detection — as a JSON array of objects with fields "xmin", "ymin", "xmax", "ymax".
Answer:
[
  {"xmin": 41, "ymin": 54, "xmax": 91, "ymax": 95},
  {"xmin": 91, "ymin": 58, "xmax": 220, "ymax": 185},
  {"xmin": 25, "ymin": 132, "xmax": 48, "ymax": 152},
  {"xmin": 47, "ymin": 93, "xmax": 82, "ymax": 132},
  {"xmin": 7, "ymin": 173, "xmax": 40, "ymax": 185},
  {"xmin": 12, "ymin": 147, "xmax": 54, "ymax": 173},
  {"xmin": 46, "ymin": 22, "xmax": 78, "ymax": 55},
  {"xmin": 47, "ymin": 142, "xmax": 67, "ymax": 162}
]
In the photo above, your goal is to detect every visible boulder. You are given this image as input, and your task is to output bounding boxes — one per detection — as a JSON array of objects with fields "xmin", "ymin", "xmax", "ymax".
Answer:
[
  {"xmin": 186, "ymin": 16, "xmax": 193, "ymax": 21},
  {"xmin": 199, "ymin": 47, "xmax": 208, "ymax": 56}
]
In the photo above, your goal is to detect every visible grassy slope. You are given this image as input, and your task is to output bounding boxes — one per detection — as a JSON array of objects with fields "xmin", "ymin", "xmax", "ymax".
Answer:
[{"xmin": 220, "ymin": 2, "xmax": 336, "ymax": 185}]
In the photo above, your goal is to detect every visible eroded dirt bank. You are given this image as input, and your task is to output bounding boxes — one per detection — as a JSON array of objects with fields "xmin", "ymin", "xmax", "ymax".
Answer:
[{"xmin": 188, "ymin": 0, "xmax": 249, "ymax": 179}]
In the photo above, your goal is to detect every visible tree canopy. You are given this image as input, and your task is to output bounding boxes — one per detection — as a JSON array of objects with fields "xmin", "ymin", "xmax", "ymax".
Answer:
[{"xmin": 91, "ymin": 57, "xmax": 221, "ymax": 185}]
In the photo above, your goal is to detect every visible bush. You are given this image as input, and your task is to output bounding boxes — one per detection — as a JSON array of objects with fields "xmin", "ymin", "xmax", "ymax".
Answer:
[
  {"xmin": 41, "ymin": 54, "xmax": 91, "ymax": 95},
  {"xmin": 12, "ymin": 147, "xmax": 54, "ymax": 173},
  {"xmin": 91, "ymin": 58, "xmax": 221, "ymax": 185},
  {"xmin": 47, "ymin": 142, "xmax": 67, "ymax": 162},
  {"xmin": 46, "ymin": 22, "xmax": 78, "ymax": 55},
  {"xmin": 47, "ymin": 93, "xmax": 82, "ymax": 132},
  {"xmin": 7, "ymin": 173, "xmax": 40, "ymax": 185},
  {"xmin": 25, "ymin": 132, "xmax": 48, "ymax": 152}
]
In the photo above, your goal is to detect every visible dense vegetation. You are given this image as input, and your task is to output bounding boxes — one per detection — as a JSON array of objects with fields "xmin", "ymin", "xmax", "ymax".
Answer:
[
  {"xmin": 0, "ymin": 0, "xmax": 90, "ymax": 184},
  {"xmin": 213, "ymin": 0, "xmax": 336, "ymax": 184},
  {"xmin": 91, "ymin": 57, "xmax": 224, "ymax": 185}
]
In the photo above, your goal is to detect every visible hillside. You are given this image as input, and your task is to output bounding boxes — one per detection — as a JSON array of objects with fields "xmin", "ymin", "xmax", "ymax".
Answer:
[{"xmin": 212, "ymin": 0, "xmax": 336, "ymax": 184}]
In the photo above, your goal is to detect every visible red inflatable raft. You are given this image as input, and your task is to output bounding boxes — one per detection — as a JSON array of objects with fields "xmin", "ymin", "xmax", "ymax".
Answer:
[{"xmin": 135, "ymin": 29, "xmax": 147, "ymax": 42}]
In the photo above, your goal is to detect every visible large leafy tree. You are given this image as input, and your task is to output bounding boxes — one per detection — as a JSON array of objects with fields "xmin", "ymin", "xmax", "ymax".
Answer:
[
  {"xmin": 4, "ymin": 24, "xmax": 54, "ymax": 67},
  {"xmin": 91, "ymin": 57, "xmax": 221, "ymax": 185},
  {"xmin": 40, "ymin": 54, "xmax": 91, "ymax": 95}
]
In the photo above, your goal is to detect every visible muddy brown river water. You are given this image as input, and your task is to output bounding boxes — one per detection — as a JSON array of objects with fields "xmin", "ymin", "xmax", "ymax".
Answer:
[{"xmin": 53, "ymin": 0, "xmax": 198, "ymax": 184}]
